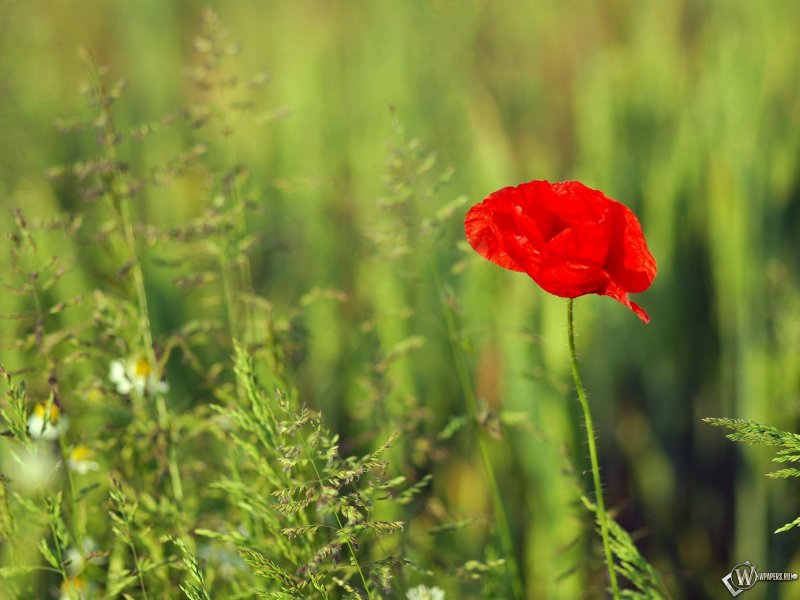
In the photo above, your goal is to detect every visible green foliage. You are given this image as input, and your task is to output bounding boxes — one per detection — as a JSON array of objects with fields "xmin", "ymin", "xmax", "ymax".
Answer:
[
  {"xmin": 0, "ymin": 11, "xmax": 507, "ymax": 598},
  {"xmin": 203, "ymin": 346, "xmax": 408, "ymax": 597},
  {"xmin": 0, "ymin": 367, "xmax": 30, "ymax": 445},
  {"xmin": 167, "ymin": 536, "xmax": 213, "ymax": 600},
  {"xmin": 705, "ymin": 418, "xmax": 800, "ymax": 533},
  {"xmin": 583, "ymin": 498, "xmax": 671, "ymax": 599}
]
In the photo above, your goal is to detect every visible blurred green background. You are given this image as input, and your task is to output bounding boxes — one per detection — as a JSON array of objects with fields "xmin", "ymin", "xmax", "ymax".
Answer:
[{"xmin": 1, "ymin": 0, "xmax": 800, "ymax": 598}]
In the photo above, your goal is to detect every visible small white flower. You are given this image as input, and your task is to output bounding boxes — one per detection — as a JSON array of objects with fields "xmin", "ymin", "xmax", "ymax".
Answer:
[
  {"xmin": 406, "ymin": 585, "xmax": 445, "ymax": 600},
  {"xmin": 68, "ymin": 445, "xmax": 100, "ymax": 475},
  {"xmin": 28, "ymin": 402, "xmax": 69, "ymax": 440},
  {"xmin": 64, "ymin": 547, "xmax": 85, "ymax": 577},
  {"xmin": 109, "ymin": 357, "xmax": 168, "ymax": 396}
]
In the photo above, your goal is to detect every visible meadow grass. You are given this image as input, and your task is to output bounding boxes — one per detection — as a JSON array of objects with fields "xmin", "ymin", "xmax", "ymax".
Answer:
[{"xmin": 1, "ymin": 2, "xmax": 800, "ymax": 598}]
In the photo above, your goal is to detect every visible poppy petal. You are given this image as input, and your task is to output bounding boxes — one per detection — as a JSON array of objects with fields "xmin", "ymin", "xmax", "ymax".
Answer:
[
  {"xmin": 465, "ymin": 180, "xmax": 656, "ymax": 321},
  {"xmin": 464, "ymin": 195, "xmax": 525, "ymax": 272}
]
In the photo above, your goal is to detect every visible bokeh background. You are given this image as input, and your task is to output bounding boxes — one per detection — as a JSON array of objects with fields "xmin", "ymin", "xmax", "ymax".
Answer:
[{"xmin": 1, "ymin": 0, "xmax": 800, "ymax": 598}]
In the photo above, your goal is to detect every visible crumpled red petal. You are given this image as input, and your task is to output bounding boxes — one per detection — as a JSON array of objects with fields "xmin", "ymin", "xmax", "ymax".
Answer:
[
  {"xmin": 465, "ymin": 180, "xmax": 656, "ymax": 322},
  {"xmin": 464, "ymin": 192, "xmax": 525, "ymax": 272}
]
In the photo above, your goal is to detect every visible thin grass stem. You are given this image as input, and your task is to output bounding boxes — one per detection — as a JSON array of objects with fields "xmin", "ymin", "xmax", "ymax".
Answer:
[
  {"xmin": 428, "ymin": 257, "xmax": 524, "ymax": 600},
  {"xmin": 80, "ymin": 54, "xmax": 186, "ymax": 509},
  {"xmin": 296, "ymin": 431, "xmax": 373, "ymax": 600}
]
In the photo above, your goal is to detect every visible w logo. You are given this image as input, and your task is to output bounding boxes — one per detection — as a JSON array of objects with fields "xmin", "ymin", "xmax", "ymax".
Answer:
[{"xmin": 722, "ymin": 561, "xmax": 758, "ymax": 597}]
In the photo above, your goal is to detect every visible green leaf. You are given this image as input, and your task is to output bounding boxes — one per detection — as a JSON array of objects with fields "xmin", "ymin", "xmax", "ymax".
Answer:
[
  {"xmin": 775, "ymin": 516, "xmax": 800, "ymax": 534},
  {"xmin": 38, "ymin": 538, "xmax": 59, "ymax": 570}
]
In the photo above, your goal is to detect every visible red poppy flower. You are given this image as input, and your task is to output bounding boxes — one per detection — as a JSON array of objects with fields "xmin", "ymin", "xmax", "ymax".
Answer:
[{"xmin": 465, "ymin": 180, "xmax": 656, "ymax": 322}]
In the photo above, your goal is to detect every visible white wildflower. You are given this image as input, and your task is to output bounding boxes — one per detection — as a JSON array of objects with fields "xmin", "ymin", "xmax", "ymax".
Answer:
[
  {"xmin": 64, "ymin": 547, "xmax": 85, "ymax": 577},
  {"xmin": 68, "ymin": 445, "xmax": 100, "ymax": 475},
  {"xmin": 406, "ymin": 585, "xmax": 445, "ymax": 600},
  {"xmin": 28, "ymin": 402, "xmax": 69, "ymax": 440},
  {"xmin": 109, "ymin": 357, "xmax": 168, "ymax": 396}
]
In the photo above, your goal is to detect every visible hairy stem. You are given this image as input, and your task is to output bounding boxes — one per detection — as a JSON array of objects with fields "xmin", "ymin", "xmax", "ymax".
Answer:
[{"xmin": 567, "ymin": 299, "xmax": 620, "ymax": 598}]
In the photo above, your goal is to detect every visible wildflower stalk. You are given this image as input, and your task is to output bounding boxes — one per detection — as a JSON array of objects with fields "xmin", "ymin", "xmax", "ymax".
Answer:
[
  {"xmin": 428, "ymin": 258, "xmax": 524, "ymax": 600},
  {"xmin": 117, "ymin": 187, "xmax": 184, "ymax": 505},
  {"xmin": 567, "ymin": 299, "xmax": 620, "ymax": 598},
  {"xmin": 227, "ymin": 146, "xmax": 257, "ymax": 343},
  {"xmin": 59, "ymin": 437, "xmax": 87, "ymax": 545},
  {"xmin": 130, "ymin": 539, "xmax": 150, "ymax": 600},
  {"xmin": 218, "ymin": 249, "xmax": 241, "ymax": 350},
  {"xmin": 82, "ymin": 55, "xmax": 185, "ymax": 507},
  {"xmin": 47, "ymin": 519, "xmax": 69, "ymax": 585}
]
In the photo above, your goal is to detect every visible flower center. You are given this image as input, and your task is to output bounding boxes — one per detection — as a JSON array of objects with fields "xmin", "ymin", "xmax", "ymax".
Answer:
[
  {"xmin": 71, "ymin": 445, "xmax": 93, "ymax": 462},
  {"xmin": 134, "ymin": 358, "xmax": 152, "ymax": 377},
  {"xmin": 34, "ymin": 402, "xmax": 60, "ymax": 421}
]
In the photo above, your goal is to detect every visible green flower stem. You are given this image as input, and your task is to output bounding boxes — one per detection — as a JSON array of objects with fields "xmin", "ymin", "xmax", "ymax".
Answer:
[
  {"xmin": 81, "ymin": 56, "xmax": 181, "ymax": 491},
  {"xmin": 567, "ymin": 299, "xmax": 620, "ymax": 598},
  {"xmin": 84, "ymin": 53, "xmax": 186, "ymax": 509},
  {"xmin": 118, "ymin": 193, "xmax": 185, "ymax": 505},
  {"xmin": 59, "ymin": 436, "xmax": 87, "ymax": 545}
]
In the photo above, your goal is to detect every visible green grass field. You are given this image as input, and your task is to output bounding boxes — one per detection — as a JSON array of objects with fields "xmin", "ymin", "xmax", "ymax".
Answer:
[{"xmin": 1, "ymin": 1, "xmax": 800, "ymax": 598}]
